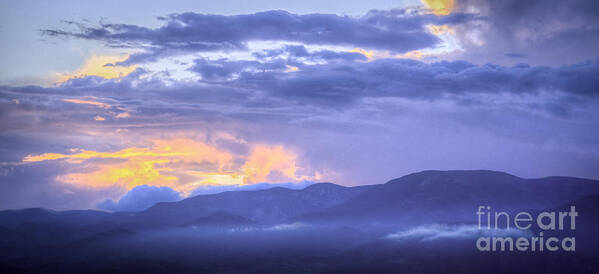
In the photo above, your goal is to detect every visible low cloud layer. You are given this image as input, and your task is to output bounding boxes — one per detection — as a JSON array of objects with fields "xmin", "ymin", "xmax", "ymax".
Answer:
[
  {"xmin": 97, "ymin": 185, "xmax": 181, "ymax": 212},
  {"xmin": 386, "ymin": 224, "xmax": 532, "ymax": 242}
]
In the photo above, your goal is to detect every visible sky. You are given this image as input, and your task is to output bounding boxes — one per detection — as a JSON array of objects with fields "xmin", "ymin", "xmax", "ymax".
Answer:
[{"xmin": 1, "ymin": 0, "xmax": 598, "ymax": 210}]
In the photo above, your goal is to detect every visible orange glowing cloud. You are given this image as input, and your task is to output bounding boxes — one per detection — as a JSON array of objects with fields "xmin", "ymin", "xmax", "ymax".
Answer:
[
  {"xmin": 115, "ymin": 112, "xmax": 130, "ymax": 119},
  {"xmin": 422, "ymin": 0, "xmax": 454, "ymax": 16},
  {"xmin": 26, "ymin": 138, "xmax": 235, "ymax": 192},
  {"xmin": 23, "ymin": 138, "xmax": 314, "ymax": 194},
  {"xmin": 63, "ymin": 98, "xmax": 112, "ymax": 109},
  {"xmin": 243, "ymin": 145, "xmax": 298, "ymax": 184},
  {"xmin": 57, "ymin": 54, "xmax": 138, "ymax": 83},
  {"xmin": 285, "ymin": 65, "xmax": 299, "ymax": 72},
  {"xmin": 23, "ymin": 146, "xmax": 187, "ymax": 163}
]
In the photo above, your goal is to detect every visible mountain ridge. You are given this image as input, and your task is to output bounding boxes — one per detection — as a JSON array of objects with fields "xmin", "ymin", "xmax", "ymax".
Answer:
[{"xmin": 2, "ymin": 170, "xmax": 599, "ymax": 229}]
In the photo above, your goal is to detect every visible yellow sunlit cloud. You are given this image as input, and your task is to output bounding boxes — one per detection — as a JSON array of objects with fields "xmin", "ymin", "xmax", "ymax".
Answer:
[
  {"xmin": 186, "ymin": 172, "xmax": 245, "ymax": 186},
  {"xmin": 23, "ymin": 138, "xmax": 314, "ymax": 195},
  {"xmin": 94, "ymin": 116, "xmax": 105, "ymax": 121},
  {"xmin": 350, "ymin": 48, "xmax": 433, "ymax": 61},
  {"xmin": 350, "ymin": 48, "xmax": 375, "ymax": 60},
  {"xmin": 59, "ymin": 159, "xmax": 178, "ymax": 190},
  {"xmin": 422, "ymin": 0, "xmax": 454, "ymax": 16},
  {"xmin": 57, "ymin": 54, "xmax": 138, "ymax": 83},
  {"xmin": 399, "ymin": 51, "xmax": 426, "ymax": 59}
]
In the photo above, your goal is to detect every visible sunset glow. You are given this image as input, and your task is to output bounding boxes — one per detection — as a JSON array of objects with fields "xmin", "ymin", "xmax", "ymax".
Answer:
[
  {"xmin": 63, "ymin": 98, "xmax": 112, "ymax": 109},
  {"xmin": 23, "ymin": 138, "xmax": 312, "ymax": 194},
  {"xmin": 56, "ymin": 55, "xmax": 138, "ymax": 83},
  {"xmin": 2, "ymin": 0, "xmax": 598, "ymax": 213},
  {"xmin": 422, "ymin": 0, "xmax": 454, "ymax": 16}
]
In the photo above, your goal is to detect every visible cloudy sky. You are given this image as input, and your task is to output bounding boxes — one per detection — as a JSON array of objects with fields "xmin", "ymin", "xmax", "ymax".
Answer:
[{"xmin": 1, "ymin": 0, "xmax": 598, "ymax": 210}]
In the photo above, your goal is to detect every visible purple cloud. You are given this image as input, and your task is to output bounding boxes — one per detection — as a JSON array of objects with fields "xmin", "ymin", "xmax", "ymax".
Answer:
[{"xmin": 39, "ymin": 9, "xmax": 469, "ymax": 64}]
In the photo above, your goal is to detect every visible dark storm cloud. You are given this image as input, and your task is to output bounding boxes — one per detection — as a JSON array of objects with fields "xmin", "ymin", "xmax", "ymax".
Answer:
[
  {"xmin": 3, "ymin": 58, "xmax": 599, "ymax": 121},
  {"xmin": 454, "ymin": 0, "xmax": 599, "ymax": 65},
  {"xmin": 39, "ymin": 9, "xmax": 476, "ymax": 63},
  {"xmin": 212, "ymin": 58, "xmax": 599, "ymax": 110},
  {"xmin": 38, "ymin": 1, "xmax": 599, "ymax": 66}
]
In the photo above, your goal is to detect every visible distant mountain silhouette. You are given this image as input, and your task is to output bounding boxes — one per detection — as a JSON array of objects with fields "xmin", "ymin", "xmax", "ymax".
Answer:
[
  {"xmin": 128, "ymin": 182, "xmax": 375, "ymax": 226},
  {"xmin": 295, "ymin": 170, "xmax": 599, "ymax": 225},
  {"xmin": 0, "ymin": 208, "xmax": 111, "ymax": 228},
  {"xmin": 2, "ymin": 170, "xmax": 599, "ymax": 228}
]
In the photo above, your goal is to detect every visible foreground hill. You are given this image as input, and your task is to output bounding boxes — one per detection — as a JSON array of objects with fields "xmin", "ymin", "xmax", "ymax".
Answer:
[
  {"xmin": 130, "ymin": 182, "xmax": 375, "ymax": 226},
  {"xmin": 2, "ymin": 170, "xmax": 599, "ymax": 273},
  {"xmin": 0, "ymin": 208, "xmax": 111, "ymax": 229}
]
